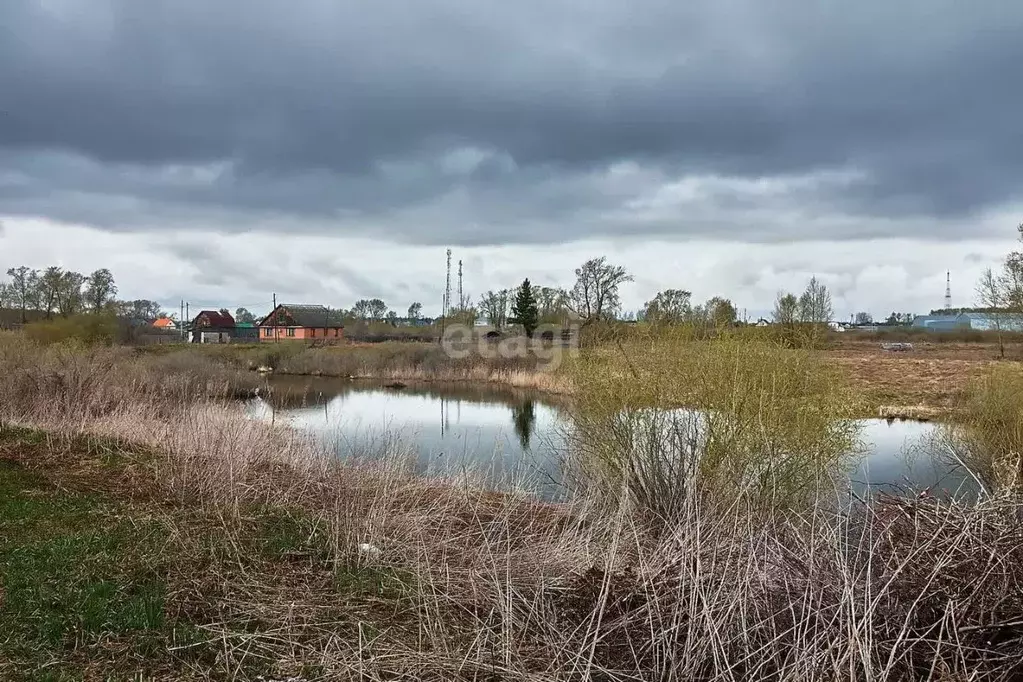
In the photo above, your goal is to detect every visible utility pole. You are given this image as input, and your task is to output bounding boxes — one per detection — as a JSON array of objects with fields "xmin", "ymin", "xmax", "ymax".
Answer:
[
  {"xmin": 185, "ymin": 302, "xmax": 190, "ymax": 343},
  {"xmin": 273, "ymin": 292, "xmax": 278, "ymax": 343},
  {"xmin": 180, "ymin": 300, "xmax": 184, "ymax": 341}
]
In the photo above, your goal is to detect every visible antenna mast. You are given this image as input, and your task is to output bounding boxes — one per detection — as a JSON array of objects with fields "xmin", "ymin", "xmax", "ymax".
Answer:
[{"xmin": 945, "ymin": 271, "xmax": 952, "ymax": 311}]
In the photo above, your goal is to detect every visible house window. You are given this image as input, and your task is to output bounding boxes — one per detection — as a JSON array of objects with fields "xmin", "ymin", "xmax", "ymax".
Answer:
[
  {"xmin": 286, "ymin": 328, "xmax": 296, "ymax": 337},
  {"xmin": 263, "ymin": 328, "xmax": 272, "ymax": 337}
]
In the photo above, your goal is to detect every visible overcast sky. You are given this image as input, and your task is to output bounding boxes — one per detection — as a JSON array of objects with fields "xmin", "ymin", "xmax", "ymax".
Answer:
[{"xmin": 2, "ymin": 0, "xmax": 1021, "ymax": 319}]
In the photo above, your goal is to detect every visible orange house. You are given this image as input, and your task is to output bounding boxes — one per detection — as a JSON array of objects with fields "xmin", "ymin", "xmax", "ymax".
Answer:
[{"xmin": 257, "ymin": 304, "xmax": 344, "ymax": 342}]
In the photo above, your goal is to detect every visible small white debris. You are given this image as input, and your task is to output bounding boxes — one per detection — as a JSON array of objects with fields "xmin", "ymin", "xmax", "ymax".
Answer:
[{"xmin": 358, "ymin": 542, "xmax": 382, "ymax": 556}]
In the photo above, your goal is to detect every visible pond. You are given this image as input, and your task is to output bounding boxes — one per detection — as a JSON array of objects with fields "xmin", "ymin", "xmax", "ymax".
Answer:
[{"xmin": 247, "ymin": 376, "xmax": 979, "ymax": 500}]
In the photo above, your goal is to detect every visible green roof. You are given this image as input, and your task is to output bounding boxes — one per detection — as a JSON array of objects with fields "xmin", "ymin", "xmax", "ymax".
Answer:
[{"xmin": 236, "ymin": 322, "xmax": 255, "ymax": 328}]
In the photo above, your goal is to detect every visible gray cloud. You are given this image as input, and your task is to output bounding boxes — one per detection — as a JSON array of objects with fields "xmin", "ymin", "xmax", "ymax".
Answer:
[{"xmin": 1, "ymin": 0, "xmax": 1021, "ymax": 245}]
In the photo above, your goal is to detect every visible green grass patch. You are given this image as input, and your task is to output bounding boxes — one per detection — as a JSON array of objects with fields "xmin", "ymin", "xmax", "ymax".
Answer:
[
  {"xmin": 334, "ymin": 564, "xmax": 410, "ymax": 601},
  {"xmin": 0, "ymin": 459, "xmax": 171, "ymax": 675},
  {"xmin": 0, "ymin": 433, "xmax": 415, "ymax": 679},
  {"xmin": 245, "ymin": 506, "xmax": 333, "ymax": 562}
]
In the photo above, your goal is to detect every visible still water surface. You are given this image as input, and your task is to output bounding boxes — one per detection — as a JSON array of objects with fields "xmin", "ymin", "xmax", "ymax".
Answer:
[{"xmin": 248, "ymin": 377, "xmax": 977, "ymax": 500}]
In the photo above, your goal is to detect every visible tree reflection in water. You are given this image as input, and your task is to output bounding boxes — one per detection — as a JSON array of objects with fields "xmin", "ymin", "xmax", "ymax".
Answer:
[{"xmin": 512, "ymin": 400, "xmax": 536, "ymax": 451}]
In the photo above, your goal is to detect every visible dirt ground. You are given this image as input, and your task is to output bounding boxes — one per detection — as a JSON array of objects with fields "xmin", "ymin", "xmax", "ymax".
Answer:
[{"xmin": 825, "ymin": 338, "xmax": 1023, "ymax": 417}]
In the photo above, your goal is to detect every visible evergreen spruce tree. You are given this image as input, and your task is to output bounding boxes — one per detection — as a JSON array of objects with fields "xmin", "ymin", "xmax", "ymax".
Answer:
[{"xmin": 511, "ymin": 278, "xmax": 540, "ymax": 337}]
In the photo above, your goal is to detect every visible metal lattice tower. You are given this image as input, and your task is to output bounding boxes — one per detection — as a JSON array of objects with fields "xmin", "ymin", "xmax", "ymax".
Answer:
[
  {"xmin": 945, "ymin": 271, "xmax": 952, "ymax": 311},
  {"xmin": 444, "ymin": 249, "xmax": 452, "ymax": 317},
  {"xmin": 458, "ymin": 260, "xmax": 464, "ymax": 310}
]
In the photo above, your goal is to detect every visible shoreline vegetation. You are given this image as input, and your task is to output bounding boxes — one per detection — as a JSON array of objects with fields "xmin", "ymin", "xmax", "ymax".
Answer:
[
  {"xmin": 3, "ymin": 330, "xmax": 1023, "ymax": 680},
  {"xmin": 134, "ymin": 328, "xmax": 1023, "ymax": 420}
]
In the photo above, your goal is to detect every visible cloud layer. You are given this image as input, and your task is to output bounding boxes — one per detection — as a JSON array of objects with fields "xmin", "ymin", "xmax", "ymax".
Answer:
[{"xmin": 3, "ymin": 0, "xmax": 1022, "ymax": 246}]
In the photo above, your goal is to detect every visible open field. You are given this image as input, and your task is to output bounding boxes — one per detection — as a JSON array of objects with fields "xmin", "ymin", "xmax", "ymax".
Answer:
[{"xmin": 825, "ymin": 338, "xmax": 1023, "ymax": 418}]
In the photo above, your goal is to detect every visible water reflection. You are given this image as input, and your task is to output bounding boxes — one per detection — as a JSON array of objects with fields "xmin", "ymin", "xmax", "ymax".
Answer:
[
  {"xmin": 852, "ymin": 419, "xmax": 976, "ymax": 498},
  {"xmin": 511, "ymin": 400, "xmax": 536, "ymax": 451},
  {"xmin": 249, "ymin": 376, "xmax": 567, "ymax": 494},
  {"xmin": 250, "ymin": 376, "xmax": 976, "ymax": 499}
]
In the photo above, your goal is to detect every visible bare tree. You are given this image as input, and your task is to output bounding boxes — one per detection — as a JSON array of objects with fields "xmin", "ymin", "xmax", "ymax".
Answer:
[
  {"xmin": 706, "ymin": 297, "xmax": 738, "ymax": 327},
  {"xmin": 854, "ymin": 312, "xmax": 873, "ymax": 325},
  {"xmin": 478, "ymin": 289, "xmax": 510, "ymax": 329},
  {"xmin": 5, "ymin": 266, "xmax": 40, "ymax": 323},
  {"xmin": 116, "ymin": 299, "xmax": 164, "ymax": 323},
  {"xmin": 798, "ymin": 276, "xmax": 833, "ymax": 325},
  {"xmin": 978, "ymin": 224, "xmax": 1023, "ymax": 309},
  {"xmin": 535, "ymin": 286, "xmax": 569, "ymax": 324},
  {"xmin": 977, "ymin": 227, "xmax": 1023, "ymax": 359},
  {"xmin": 0, "ymin": 281, "xmax": 13, "ymax": 309},
  {"xmin": 567, "ymin": 257, "xmax": 633, "ymax": 323},
  {"xmin": 352, "ymin": 299, "xmax": 371, "ymax": 319},
  {"xmin": 772, "ymin": 292, "xmax": 799, "ymax": 324},
  {"xmin": 84, "ymin": 268, "xmax": 117, "ymax": 312},
  {"xmin": 643, "ymin": 289, "xmax": 692, "ymax": 324},
  {"xmin": 38, "ymin": 266, "xmax": 65, "ymax": 319},
  {"xmin": 367, "ymin": 298, "xmax": 388, "ymax": 321},
  {"xmin": 51, "ymin": 270, "xmax": 86, "ymax": 317}
]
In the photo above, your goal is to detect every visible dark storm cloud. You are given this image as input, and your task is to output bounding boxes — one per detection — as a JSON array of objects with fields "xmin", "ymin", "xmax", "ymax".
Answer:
[{"xmin": 1, "ymin": 0, "xmax": 1022, "ymax": 243}]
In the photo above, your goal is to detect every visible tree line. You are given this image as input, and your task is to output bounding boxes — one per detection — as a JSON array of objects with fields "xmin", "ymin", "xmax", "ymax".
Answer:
[
  {"xmin": 1, "ymin": 256, "xmax": 859, "ymax": 335},
  {"xmin": 0, "ymin": 266, "xmax": 161, "ymax": 324}
]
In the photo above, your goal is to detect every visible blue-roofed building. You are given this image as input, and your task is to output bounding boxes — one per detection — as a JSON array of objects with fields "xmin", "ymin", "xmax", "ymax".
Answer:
[
  {"xmin": 912, "ymin": 314, "xmax": 962, "ymax": 331},
  {"xmin": 913, "ymin": 311, "xmax": 1023, "ymax": 332},
  {"xmin": 956, "ymin": 312, "xmax": 1023, "ymax": 332}
]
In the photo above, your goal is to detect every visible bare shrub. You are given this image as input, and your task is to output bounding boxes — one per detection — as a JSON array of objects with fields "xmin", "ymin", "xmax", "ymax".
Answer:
[{"xmin": 568, "ymin": 327, "xmax": 860, "ymax": 519}]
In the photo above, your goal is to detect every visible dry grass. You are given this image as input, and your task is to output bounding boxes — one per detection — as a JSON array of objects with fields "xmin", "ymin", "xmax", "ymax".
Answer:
[
  {"xmin": 3, "ymin": 335, "xmax": 1023, "ymax": 680},
  {"xmin": 825, "ymin": 339, "xmax": 1018, "ymax": 417},
  {"xmin": 177, "ymin": 340, "xmax": 577, "ymax": 395}
]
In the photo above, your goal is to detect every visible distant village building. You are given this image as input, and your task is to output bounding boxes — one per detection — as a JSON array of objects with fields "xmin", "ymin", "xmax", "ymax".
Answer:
[
  {"xmin": 233, "ymin": 322, "xmax": 260, "ymax": 341},
  {"xmin": 258, "ymin": 304, "xmax": 344, "ymax": 341},
  {"xmin": 190, "ymin": 310, "xmax": 235, "ymax": 344},
  {"xmin": 152, "ymin": 318, "xmax": 176, "ymax": 330}
]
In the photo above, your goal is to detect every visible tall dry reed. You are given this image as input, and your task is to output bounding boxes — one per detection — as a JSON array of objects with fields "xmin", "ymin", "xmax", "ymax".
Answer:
[{"xmin": 937, "ymin": 363, "xmax": 1023, "ymax": 492}]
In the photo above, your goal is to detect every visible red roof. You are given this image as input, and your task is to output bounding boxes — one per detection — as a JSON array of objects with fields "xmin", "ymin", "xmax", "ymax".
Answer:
[
  {"xmin": 194, "ymin": 310, "xmax": 235, "ymax": 327},
  {"xmin": 153, "ymin": 318, "xmax": 175, "ymax": 328}
]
